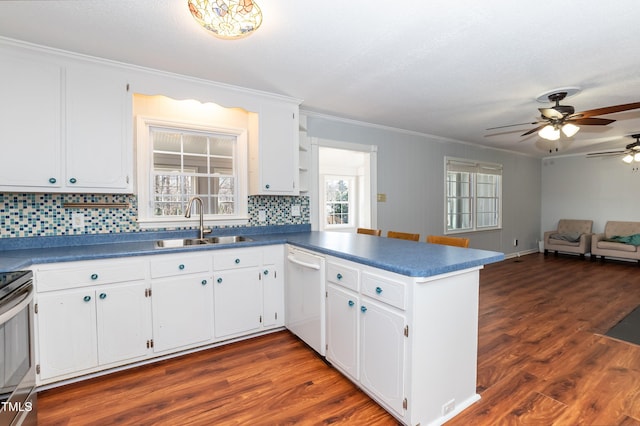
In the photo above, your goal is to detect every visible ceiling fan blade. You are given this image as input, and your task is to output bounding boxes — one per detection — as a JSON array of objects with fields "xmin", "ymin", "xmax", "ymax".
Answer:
[
  {"xmin": 574, "ymin": 101, "xmax": 640, "ymax": 119},
  {"xmin": 586, "ymin": 151, "xmax": 625, "ymax": 156},
  {"xmin": 521, "ymin": 124, "xmax": 548, "ymax": 137},
  {"xmin": 539, "ymin": 108, "xmax": 563, "ymax": 119},
  {"xmin": 569, "ymin": 117, "xmax": 615, "ymax": 126},
  {"xmin": 486, "ymin": 121, "xmax": 539, "ymax": 131}
]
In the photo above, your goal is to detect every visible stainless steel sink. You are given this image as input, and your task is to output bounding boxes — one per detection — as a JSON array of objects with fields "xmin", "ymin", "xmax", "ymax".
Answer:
[{"xmin": 154, "ymin": 236, "xmax": 253, "ymax": 248}]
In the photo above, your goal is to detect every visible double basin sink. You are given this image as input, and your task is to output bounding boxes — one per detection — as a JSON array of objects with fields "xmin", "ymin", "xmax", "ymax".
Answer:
[{"xmin": 155, "ymin": 235, "xmax": 253, "ymax": 249}]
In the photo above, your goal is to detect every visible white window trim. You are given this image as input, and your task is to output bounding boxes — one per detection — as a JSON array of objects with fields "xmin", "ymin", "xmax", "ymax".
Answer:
[
  {"xmin": 136, "ymin": 116, "xmax": 249, "ymax": 229},
  {"xmin": 322, "ymin": 175, "xmax": 355, "ymax": 230},
  {"xmin": 444, "ymin": 156, "xmax": 502, "ymax": 234}
]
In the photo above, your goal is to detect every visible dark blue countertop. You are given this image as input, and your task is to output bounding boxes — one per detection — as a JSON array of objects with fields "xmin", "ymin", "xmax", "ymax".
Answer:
[{"xmin": 0, "ymin": 225, "xmax": 504, "ymax": 277}]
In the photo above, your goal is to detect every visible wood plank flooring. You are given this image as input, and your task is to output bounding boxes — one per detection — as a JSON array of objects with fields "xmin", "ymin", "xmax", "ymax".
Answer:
[{"xmin": 38, "ymin": 254, "xmax": 640, "ymax": 425}]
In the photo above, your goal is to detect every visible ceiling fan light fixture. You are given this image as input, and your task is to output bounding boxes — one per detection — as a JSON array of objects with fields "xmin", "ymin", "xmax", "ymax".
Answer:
[
  {"xmin": 188, "ymin": 0, "xmax": 263, "ymax": 40},
  {"xmin": 539, "ymin": 125, "xmax": 560, "ymax": 141},
  {"xmin": 623, "ymin": 154, "xmax": 634, "ymax": 163},
  {"xmin": 634, "ymin": 152, "xmax": 640, "ymax": 162},
  {"xmin": 561, "ymin": 123, "xmax": 580, "ymax": 138}
]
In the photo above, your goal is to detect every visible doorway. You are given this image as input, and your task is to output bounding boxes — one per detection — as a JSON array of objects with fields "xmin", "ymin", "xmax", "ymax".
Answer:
[{"xmin": 311, "ymin": 141, "xmax": 377, "ymax": 232}]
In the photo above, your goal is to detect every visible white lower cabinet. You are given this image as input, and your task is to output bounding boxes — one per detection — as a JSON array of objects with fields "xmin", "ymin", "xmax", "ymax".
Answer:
[
  {"xmin": 213, "ymin": 268, "xmax": 261, "ymax": 338},
  {"xmin": 37, "ymin": 281, "xmax": 150, "ymax": 382},
  {"xmin": 151, "ymin": 274, "xmax": 214, "ymax": 353},
  {"xmin": 34, "ymin": 245, "xmax": 286, "ymax": 386},
  {"xmin": 326, "ymin": 255, "xmax": 483, "ymax": 426}
]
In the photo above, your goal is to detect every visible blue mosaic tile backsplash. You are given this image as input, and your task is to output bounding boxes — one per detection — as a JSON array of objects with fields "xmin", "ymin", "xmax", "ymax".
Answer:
[{"xmin": 0, "ymin": 193, "xmax": 310, "ymax": 238}]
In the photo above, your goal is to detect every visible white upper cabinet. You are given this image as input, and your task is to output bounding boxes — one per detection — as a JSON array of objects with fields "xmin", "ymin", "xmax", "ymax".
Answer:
[
  {"xmin": 249, "ymin": 101, "xmax": 300, "ymax": 195},
  {"xmin": 65, "ymin": 62, "xmax": 132, "ymax": 191},
  {"xmin": 0, "ymin": 41, "xmax": 133, "ymax": 193},
  {"xmin": 0, "ymin": 48, "xmax": 63, "ymax": 189}
]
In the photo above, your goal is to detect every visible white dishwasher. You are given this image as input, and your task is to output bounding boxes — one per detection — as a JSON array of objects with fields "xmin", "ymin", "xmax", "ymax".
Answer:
[{"xmin": 286, "ymin": 246, "xmax": 326, "ymax": 356}]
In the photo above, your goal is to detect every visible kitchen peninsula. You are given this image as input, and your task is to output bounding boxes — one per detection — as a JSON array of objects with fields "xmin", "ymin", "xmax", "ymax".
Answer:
[{"xmin": 0, "ymin": 226, "xmax": 503, "ymax": 426}]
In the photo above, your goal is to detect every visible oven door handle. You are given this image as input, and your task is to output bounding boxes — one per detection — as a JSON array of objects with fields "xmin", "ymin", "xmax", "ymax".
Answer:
[{"xmin": 0, "ymin": 284, "xmax": 33, "ymax": 324}]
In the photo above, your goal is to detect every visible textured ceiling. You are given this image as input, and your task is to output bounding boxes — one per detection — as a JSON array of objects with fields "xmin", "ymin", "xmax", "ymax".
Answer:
[{"xmin": 1, "ymin": 0, "xmax": 640, "ymax": 158}]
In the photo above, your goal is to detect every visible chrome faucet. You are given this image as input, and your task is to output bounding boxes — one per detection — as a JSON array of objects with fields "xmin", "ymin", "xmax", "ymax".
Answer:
[{"xmin": 185, "ymin": 196, "xmax": 211, "ymax": 240}]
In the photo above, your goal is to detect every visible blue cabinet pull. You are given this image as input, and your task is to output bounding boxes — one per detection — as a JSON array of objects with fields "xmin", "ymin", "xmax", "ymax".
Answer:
[
  {"xmin": 49, "ymin": 177, "xmax": 57, "ymax": 184},
  {"xmin": 360, "ymin": 305, "xmax": 367, "ymax": 313},
  {"xmin": 265, "ymin": 184, "xmax": 270, "ymax": 189},
  {"xmin": 263, "ymin": 270, "xmax": 269, "ymax": 275},
  {"xmin": 348, "ymin": 300, "xmax": 355, "ymax": 307},
  {"xmin": 217, "ymin": 277, "xmax": 223, "ymax": 284},
  {"xmin": 83, "ymin": 295, "xmax": 91, "ymax": 302},
  {"xmin": 90, "ymin": 273, "xmax": 98, "ymax": 280},
  {"xmin": 99, "ymin": 293, "xmax": 107, "ymax": 300},
  {"xmin": 337, "ymin": 273, "xmax": 343, "ymax": 280},
  {"xmin": 179, "ymin": 264, "xmax": 185, "ymax": 270},
  {"xmin": 376, "ymin": 286, "xmax": 383, "ymax": 294},
  {"xmin": 201, "ymin": 279, "xmax": 208, "ymax": 285},
  {"xmin": 235, "ymin": 258, "xmax": 240, "ymax": 264},
  {"xmin": 69, "ymin": 177, "xmax": 77, "ymax": 184}
]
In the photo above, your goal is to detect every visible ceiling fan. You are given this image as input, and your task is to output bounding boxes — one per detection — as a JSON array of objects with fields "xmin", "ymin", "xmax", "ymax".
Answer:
[
  {"xmin": 586, "ymin": 133, "xmax": 640, "ymax": 163},
  {"xmin": 487, "ymin": 91, "xmax": 640, "ymax": 141}
]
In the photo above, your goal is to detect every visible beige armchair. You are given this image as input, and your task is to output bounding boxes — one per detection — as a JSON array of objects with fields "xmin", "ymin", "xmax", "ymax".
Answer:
[
  {"xmin": 544, "ymin": 219, "xmax": 593, "ymax": 259},
  {"xmin": 591, "ymin": 221, "xmax": 640, "ymax": 263}
]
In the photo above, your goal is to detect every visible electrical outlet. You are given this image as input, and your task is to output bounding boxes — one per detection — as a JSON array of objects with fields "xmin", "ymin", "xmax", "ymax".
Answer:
[
  {"xmin": 291, "ymin": 204, "xmax": 301, "ymax": 217},
  {"xmin": 513, "ymin": 239, "xmax": 518, "ymax": 247},
  {"xmin": 258, "ymin": 210, "xmax": 266, "ymax": 222},
  {"xmin": 72, "ymin": 212, "xmax": 85, "ymax": 229},
  {"xmin": 442, "ymin": 399, "xmax": 456, "ymax": 416}
]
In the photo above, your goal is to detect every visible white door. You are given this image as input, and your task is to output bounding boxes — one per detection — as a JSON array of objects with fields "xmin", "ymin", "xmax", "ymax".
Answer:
[
  {"xmin": 151, "ymin": 275, "xmax": 213, "ymax": 353},
  {"xmin": 96, "ymin": 282, "xmax": 151, "ymax": 365},
  {"xmin": 37, "ymin": 289, "xmax": 98, "ymax": 380},
  {"xmin": 66, "ymin": 62, "xmax": 132, "ymax": 191},
  {"xmin": 326, "ymin": 284, "xmax": 359, "ymax": 380},
  {"xmin": 213, "ymin": 269, "xmax": 262, "ymax": 338},
  {"xmin": 262, "ymin": 265, "xmax": 284, "ymax": 328},
  {"xmin": 359, "ymin": 298, "xmax": 406, "ymax": 417},
  {"xmin": 0, "ymin": 49, "xmax": 63, "ymax": 190}
]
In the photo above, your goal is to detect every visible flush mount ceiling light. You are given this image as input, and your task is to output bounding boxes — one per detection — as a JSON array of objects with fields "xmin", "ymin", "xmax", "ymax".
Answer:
[{"xmin": 188, "ymin": 0, "xmax": 263, "ymax": 40}]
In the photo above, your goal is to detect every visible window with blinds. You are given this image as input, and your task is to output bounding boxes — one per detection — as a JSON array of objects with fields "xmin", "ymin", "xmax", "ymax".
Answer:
[{"xmin": 445, "ymin": 158, "xmax": 502, "ymax": 232}]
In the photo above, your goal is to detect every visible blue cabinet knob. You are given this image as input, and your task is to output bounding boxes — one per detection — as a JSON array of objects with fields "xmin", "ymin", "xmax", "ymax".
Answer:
[
  {"xmin": 348, "ymin": 300, "xmax": 355, "ymax": 307},
  {"xmin": 91, "ymin": 273, "xmax": 98, "ymax": 280},
  {"xmin": 179, "ymin": 264, "xmax": 185, "ymax": 270},
  {"xmin": 99, "ymin": 293, "xmax": 107, "ymax": 300},
  {"xmin": 265, "ymin": 184, "xmax": 270, "ymax": 189},
  {"xmin": 360, "ymin": 305, "xmax": 367, "ymax": 313},
  {"xmin": 263, "ymin": 270, "xmax": 269, "ymax": 275},
  {"xmin": 83, "ymin": 295, "xmax": 91, "ymax": 302},
  {"xmin": 217, "ymin": 277, "xmax": 223, "ymax": 284},
  {"xmin": 337, "ymin": 273, "xmax": 343, "ymax": 280},
  {"xmin": 201, "ymin": 279, "xmax": 208, "ymax": 285},
  {"xmin": 69, "ymin": 177, "xmax": 77, "ymax": 184},
  {"xmin": 376, "ymin": 286, "xmax": 383, "ymax": 294},
  {"xmin": 235, "ymin": 258, "xmax": 240, "ymax": 264},
  {"xmin": 49, "ymin": 177, "xmax": 57, "ymax": 184}
]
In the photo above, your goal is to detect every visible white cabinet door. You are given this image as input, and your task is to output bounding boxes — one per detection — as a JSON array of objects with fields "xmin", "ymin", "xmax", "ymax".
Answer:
[
  {"xmin": 262, "ymin": 263, "xmax": 284, "ymax": 328},
  {"xmin": 66, "ymin": 62, "xmax": 132, "ymax": 192},
  {"xmin": 359, "ymin": 297, "xmax": 406, "ymax": 417},
  {"xmin": 96, "ymin": 281, "xmax": 151, "ymax": 365},
  {"xmin": 250, "ymin": 101, "xmax": 299, "ymax": 195},
  {"xmin": 0, "ymin": 49, "xmax": 63, "ymax": 190},
  {"xmin": 37, "ymin": 289, "xmax": 98, "ymax": 380},
  {"xmin": 151, "ymin": 275, "xmax": 214, "ymax": 353},
  {"xmin": 213, "ymin": 269, "xmax": 262, "ymax": 338},
  {"xmin": 326, "ymin": 284, "xmax": 359, "ymax": 380}
]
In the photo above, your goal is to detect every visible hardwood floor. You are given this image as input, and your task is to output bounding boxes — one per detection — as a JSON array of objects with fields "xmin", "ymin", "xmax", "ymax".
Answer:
[{"xmin": 38, "ymin": 254, "xmax": 640, "ymax": 425}]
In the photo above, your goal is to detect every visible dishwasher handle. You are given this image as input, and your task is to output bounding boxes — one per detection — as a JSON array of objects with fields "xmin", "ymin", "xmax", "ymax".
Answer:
[{"xmin": 287, "ymin": 255, "xmax": 321, "ymax": 270}]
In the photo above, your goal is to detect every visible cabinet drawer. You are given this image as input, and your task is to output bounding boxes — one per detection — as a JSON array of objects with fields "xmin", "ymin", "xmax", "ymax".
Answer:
[
  {"xmin": 150, "ymin": 255, "xmax": 210, "ymax": 278},
  {"xmin": 361, "ymin": 271, "xmax": 406, "ymax": 310},
  {"xmin": 37, "ymin": 261, "xmax": 145, "ymax": 292},
  {"xmin": 326, "ymin": 262, "xmax": 359, "ymax": 291},
  {"xmin": 214, "ymin": 248, "xmax": 261, "ymax": 270}
]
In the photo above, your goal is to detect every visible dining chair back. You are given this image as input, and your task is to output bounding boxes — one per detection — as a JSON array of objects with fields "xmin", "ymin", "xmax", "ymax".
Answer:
[
  {"xmin": 426, "ymin": 235, "xmax": 470, "ymax": 248},
  {"xmin": 387, "ymin": 231, "xmax": 420, "ymax": 241},
  {"xmin": 357, "ymin": 228, "xmax": 382, "ymax": 236}
]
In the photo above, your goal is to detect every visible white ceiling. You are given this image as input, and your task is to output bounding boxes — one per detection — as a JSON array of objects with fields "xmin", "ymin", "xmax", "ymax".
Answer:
[{"xmin": 1, "ymin": 0, "xmax": 640, "ymax": 158}]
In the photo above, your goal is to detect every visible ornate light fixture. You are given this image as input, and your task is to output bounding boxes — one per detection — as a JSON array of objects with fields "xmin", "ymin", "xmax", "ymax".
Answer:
[
  {"xmin": 188, "ymin": 0, "xmax": 263, "ymax": 40},
  {"xmin": 538, "ymin": 122, "xmax": 581, "ymax": 141}
]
